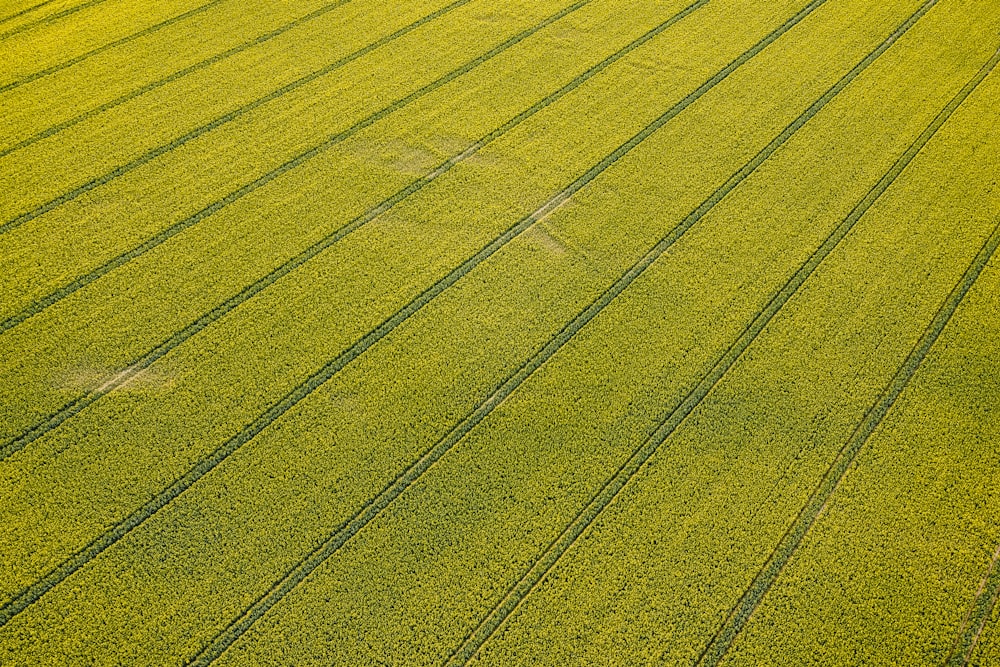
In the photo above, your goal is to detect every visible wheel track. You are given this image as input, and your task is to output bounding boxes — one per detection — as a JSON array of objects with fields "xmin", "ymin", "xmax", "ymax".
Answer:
[
  {"xmin": 947, "ymin": 543, "xmax": 1000, "ymax": 666},
  {"xmin": 184, "ymin": 0, "xmax": 897, "ymax": 661},
  {"xmin": 0, "ymin": 0, "xmax": 57, "ymax": 26},
  {"xmin": 0, "ymin": 0, "xmax": 591, "ymax": 334},
  {"xmin": 0, "ymin": 0, "xmax": 360, "ymax": 157},
  {"xmin": 0, "ymin": 0, "xmax": 708, "ymax": 461},
  {"xmin": 0, "ymin": 0, "xmax": 110, "ymax": 40},
  {"xmin": 0, "ymin": 0, "xmax": 467, "ymax": 229},
  {"xmin": 694, "ymin": 45, "xmax": 1000, "ymax": 667},
  {"xmin": 0, "ymin": 0, "xmax": 826, "ymax": 632},
  {"xmin": 443, "ymin": 2, "xmax": 962, "ymax": 663},
  {"xmin": 0, "ymin": 0, "xmax": 227, "ymax": 94}
]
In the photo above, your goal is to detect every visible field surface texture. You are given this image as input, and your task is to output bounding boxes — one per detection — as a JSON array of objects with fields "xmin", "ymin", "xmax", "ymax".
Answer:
[{"xmin": 0, "ymin": 0, "xmax": 998, "ymax": 664}]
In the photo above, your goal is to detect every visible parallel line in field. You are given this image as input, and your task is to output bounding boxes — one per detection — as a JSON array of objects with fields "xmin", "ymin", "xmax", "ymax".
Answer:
[
  {"xmin": 947, "ymin": 543, "xmax": 1000, "ymax": 666},
  {"xmin": 0, "ymin": 0, "xmax": 456, "ymax": 225},
  {"xmin": 0, "ymin": 0, "xmax": 573, "ymax": 335},
  {"xmin": 0, "ymin": 0, "xmax": 362, "ymax": 159},
  {"xmin": 0, "ymin": 0, "xmax": 109, "ymax": 40},
  {"xmin": 0, "ymin": 0, "xmax": 820, "ymax": 631},
  {"xmin": 445, "ymin": 3, "xmax": 945, "ymax": 663},
  {"xmin": 191, "ymin": 0, "xmax": 867, "ymax": 662},
  {"xmin": 695, "ymin": 47, "xmax": 1000, "ymax": 667},
  {"xmin": 0, "ymin": 0, "xmax": 228, "ymax": 93},
  {"xmin": 0, "ymin": 0, "xmax": 57, "ymax": 26},
  {"xmin": 0, "ymin": 0, "xmax": 708, "ymax": 461}
]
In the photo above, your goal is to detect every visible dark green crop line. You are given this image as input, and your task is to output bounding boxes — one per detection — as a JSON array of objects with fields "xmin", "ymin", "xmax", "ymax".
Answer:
[
  {"xmin": 0, "ymin": 0, "xmax": 460, "ymax": 230},
  {"xmin": 0, "ymin": 0, "xmax": 109, "ymax": 40},
  {"xmin": 0, "ymin": 0, "xmax": 358, "ymax": 158},
  {"xmin": 182, "ymin": 4, "xmax": 711, "ymax": 664},
  {"xmin": 947, "ymin": 544, "xmax": 1000, "ymax": 666},
  {"xmin": 0, "ymin": 0, "xmax": 796, "ymax": 630},
  {"xmin": 0, "ymin": 0, "xmax": 582, "ymax": 337},
  {"xmin": 190, "ymin": 0, "xmax": 865, "ymax": 662},
  {"xmin": 0, "ymin": 0, "xmax": 607, "ymax": 629},
  {"xmin": 0, "ymin": 0, "xmax": 707, "ymax": 462},
  {"xmin": 0, "ymin": 0, "xmax": 57, "ymax": 26},
  {"xmin": 446, "ymin": 2, "xmax": 946, "ymax": 663},
  {"xmin": 0, "ymin": 392, "xmax": 85, "ymax": 461},
  {"xmin": 695, "ymin": 48, "xmax": 1000, "ymax": 667},
  {"xmin": 0, "ymin": 0, "xmax": 227, "ymax": 94}
]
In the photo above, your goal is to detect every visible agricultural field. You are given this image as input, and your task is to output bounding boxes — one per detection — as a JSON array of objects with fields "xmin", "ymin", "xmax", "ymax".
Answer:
[{"xmin": 0, "ymin": 0, "xmax": 998, "ymax": 663}]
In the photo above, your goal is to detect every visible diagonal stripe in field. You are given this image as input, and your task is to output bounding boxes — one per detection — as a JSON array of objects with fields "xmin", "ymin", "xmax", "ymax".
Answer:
[
  {"xmin": 186, "ymin": 0, "xmax": 930, "ymax": 661},
  {"xmin": 0, "ymin": 0, "xmax": 706, "ymax": 462},
  {"xmin": 443, "ymin": 3, "xmax": 973, "ymax": 664},
  {"xmin": 0, "ymin": 0, "xmax": 109, "ymax": 40},
  {"xmin": 0, "ymin": 0, "xmax": 364, "ymax": 156},
  {"xmin": 694, "ymin": 45, "xmax": 1000, "ymax": 667},
  {"xmin": 0, "ymin": 0, "xmax": 58, "ymax": 27},
  {"xmin": 0, "ymin": 0, "xmax": 830, "ymax": 632},
  {"xmin": 0, "ymin": 0, "xmax": 593, "ymax": 331},
  {"xmin": 947, "ymin": 542, "xmax": 1000, "ymax": 666},
  {"xmin": 0, "ymin": 0, "xmax": 468, "ymax": 222},
  {"xmin": 0, "ymin": 0, "xmax": 228, "ymax": 93}
]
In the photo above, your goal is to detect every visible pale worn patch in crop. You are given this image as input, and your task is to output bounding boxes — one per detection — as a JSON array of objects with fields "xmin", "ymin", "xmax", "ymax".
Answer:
[
  {"xmin": 525, "ymin": 223, "xmax": 573, "ymax": 255},
  {"xmin": 55, "ymin": 364, "xmax": 175, "ymax": 393}
]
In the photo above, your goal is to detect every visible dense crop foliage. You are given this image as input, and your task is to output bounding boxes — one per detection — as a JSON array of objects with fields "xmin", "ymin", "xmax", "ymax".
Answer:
[{"xmin": 1, "ymin": 0, "xmax": 998, "ymax": 664}]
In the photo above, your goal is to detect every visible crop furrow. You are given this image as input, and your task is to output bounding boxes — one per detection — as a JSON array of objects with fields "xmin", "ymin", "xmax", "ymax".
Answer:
[
  {"xmin": 0, "ymin": 0, "xmax": 708, "ymax": 462},
  {"xmin": 0, "ymin": 0, "xmax": 827, "ymax": 631},
  {"xmin": 0, "ymin": 0, "xmax": 463, "ymax": 226},
  {"xmin": 0, "ymin": 0, "xmax": 110, "ymax": 40},
  {"xmin": 189, "ymin": 0, "xmax": 920, "ymax": 660},
  {"xmin": 947, "ymin": 544, "xmax": 1000, "ymax": 666},
  {"xmin": 0, "ymin": 0, "xmax": 227, "ymax": 93},
  {"xmin": 443, "ymin": 3, "xmax": 958, "ymax": 664},
  {"xmin": 0, "ymin": 0, "xmax": 362, "ymax": 159},
  {"xmin": 694, "ymin": 50, "xmax": 1000, "ymax": 667},
  {"xmin": 0, "ymin": 0, "xmax": 58, "ymax": 26},
  {"xmin": 0, "ymin": 0, "xmax": 592, "ymax": 335}
]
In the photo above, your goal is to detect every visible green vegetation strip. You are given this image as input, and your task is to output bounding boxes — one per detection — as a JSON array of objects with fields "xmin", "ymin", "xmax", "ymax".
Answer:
[
  {"xmin": 0, "ymin": 0, "xmax": 590, "ymax": 336},
  {"xmin": 0, "ymin": 0, "xmax": 110, "ymax": 40},
  {"xmin": 0, "ymin": 0, "xmax": 708, "ymax": 462},
  {"xmin": 946, "ymin": 545, "xmax": 1000, "ymax": 666},
  {"xmin": 187, "ymin": 1, "xmax": 899, "ymax": 663},
  {"xmin": 0, "ymin": 0, "xmax": 826, "ymax": 630},
  {"xmin": 0, "ymin": 0, "xmax": 361, "ymax": 159},
  {"xmin": 0, "ymin": 0, "xmax": 227, "ymax": 93},
  {"xmin": 444, "ymin": 4, "xmax": 951, "ymax": 664},
  {"xmin": 0, "ymin": 0, "xmax": 461, "ymax": 228},
  {"xmin": 694, "ymin": 50, "xmax": 1000, "ymax": 667},
  {"xmin": 0, "ymin": 0, "xmax": 57, "ymax": 26}
]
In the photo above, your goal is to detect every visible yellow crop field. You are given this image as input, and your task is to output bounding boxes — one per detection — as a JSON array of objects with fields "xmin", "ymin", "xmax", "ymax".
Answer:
[{"xmin": 1, "ymin": 0, "xmax": 998, "ymax": 664}]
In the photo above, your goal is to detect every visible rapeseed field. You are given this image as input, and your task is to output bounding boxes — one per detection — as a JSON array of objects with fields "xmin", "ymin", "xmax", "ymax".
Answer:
[{"xmin": 1, "ymin": 0, "xmax": 998, "ymax": 663}]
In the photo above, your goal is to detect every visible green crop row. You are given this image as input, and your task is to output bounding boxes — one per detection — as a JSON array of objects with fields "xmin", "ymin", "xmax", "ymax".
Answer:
[
  {"xmin": 0, "ymin": 0, "xmax": 116, "ymax": 42},
  {"xmin": 716, "ymin": 86, "xmax": 1000, "ymax": 665},
  {"xmin": 0, "ymin": 0, "xmax": 712, "ymax": 454},
  {"xmin": 0, "ymin": 0, "xmax": 963, "ymax": 662},
  {"xmin": 0, "ymin": 0, "xmax": 832, "ymax": 652},
  {"xmin": 462, "ymin": 9, "xmax": 1000, "ymax": 666},
  {"xmin": 0, "ymin": 0, "xmax": 210, "ymax": 80},
  {"xmin": 0, "ymin": 0, "xmax": 228, "ymax": 96},
  {"xmin": 0, "ymin": 0, "xmax": 808, "ymax": 604},
  {"xmin": 970, "ymin": 549, "xmax": 1000, "ymax": 665},
  {"xmin": 0, "ymin": 0, "xmax": 338, "ymax": 149},
  {"xmin": 0, "ymin": 0, "xmax": 503, "ymax": 240},
  {"xmin": 0, "ymin": 0, "xmax": 66, "ymax": 29},
  {"xmin": 0, "ymin": 0, "xmax": 696, "ymax": 446},
  {"xmin": 0, "ymin": 0, "xmax": 742, "ymax": 602}
]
